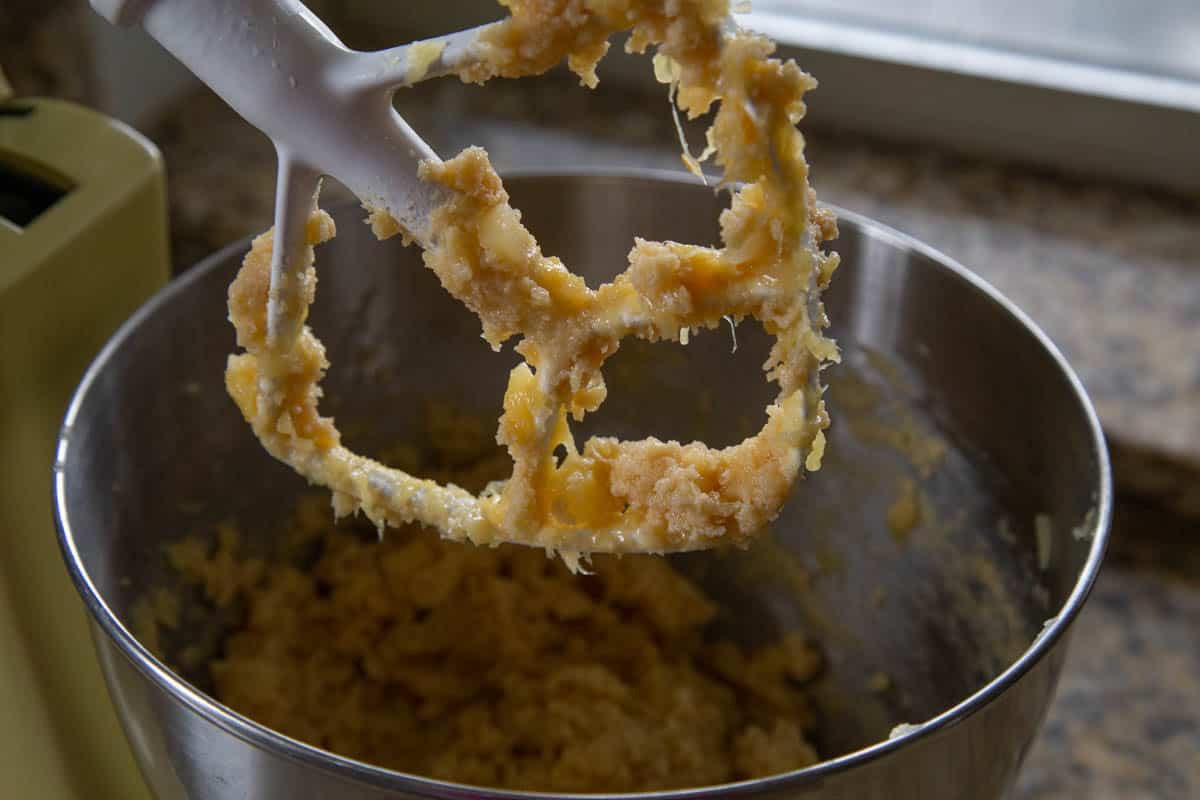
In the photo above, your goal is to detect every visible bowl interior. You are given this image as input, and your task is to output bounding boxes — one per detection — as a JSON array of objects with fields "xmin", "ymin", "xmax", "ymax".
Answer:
[{"xmin": 58, "ymin": 174, "xmax": 1104, "ymax": 767}]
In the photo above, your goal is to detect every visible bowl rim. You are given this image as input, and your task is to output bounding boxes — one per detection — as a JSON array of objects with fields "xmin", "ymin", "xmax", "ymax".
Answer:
[{"xmin": 54, "ymin": 167, "xmax": 1112, "ymax": 799}]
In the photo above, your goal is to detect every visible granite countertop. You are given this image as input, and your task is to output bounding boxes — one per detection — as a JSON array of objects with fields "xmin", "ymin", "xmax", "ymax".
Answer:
[{"xmin": 147, "ymin": 77, "xmax": 1199, "ymax": 799}]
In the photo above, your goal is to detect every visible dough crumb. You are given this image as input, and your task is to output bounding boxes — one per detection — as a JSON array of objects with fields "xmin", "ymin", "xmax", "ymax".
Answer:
[{"xmin": 154, "ymin": 488, "xmax": 825, "ymax": 792}]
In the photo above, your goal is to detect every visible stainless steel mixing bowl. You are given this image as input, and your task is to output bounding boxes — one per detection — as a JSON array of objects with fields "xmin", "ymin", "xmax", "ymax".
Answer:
[{"xmin": 55, "ymin": 171, "xmax": 1110, "ymax": 800}]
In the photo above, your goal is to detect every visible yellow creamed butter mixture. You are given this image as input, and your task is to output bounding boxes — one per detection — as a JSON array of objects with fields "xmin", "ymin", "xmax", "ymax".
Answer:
[{"xmin": 226, "ymin": 0, "xmax": 840, "ymax": 557}]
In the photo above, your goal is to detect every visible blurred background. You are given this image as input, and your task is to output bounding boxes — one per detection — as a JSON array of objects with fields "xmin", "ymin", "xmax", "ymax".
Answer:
[{"xmin": 2, "ymin": 1, "xmax": 1198, "ymax": 798}]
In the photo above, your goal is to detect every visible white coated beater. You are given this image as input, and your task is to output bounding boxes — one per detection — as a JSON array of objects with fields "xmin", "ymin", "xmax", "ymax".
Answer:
[
  {"xmin": 92, "ymin": 0, "xmax": 492, "ymax": 350},
  {"xmin": 91, "ymin": 0, "xmax": 839, "ymax": 556}
]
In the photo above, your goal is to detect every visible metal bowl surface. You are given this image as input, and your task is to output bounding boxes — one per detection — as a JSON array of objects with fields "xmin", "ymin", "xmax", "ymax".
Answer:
[{"xmin": 55, "ymin": 171, "xmax": 1110, "ymax": 800}]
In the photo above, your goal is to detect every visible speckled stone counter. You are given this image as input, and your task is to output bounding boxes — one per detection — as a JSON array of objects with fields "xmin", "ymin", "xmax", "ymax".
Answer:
[
  {"xmin": 144, "ymin": 78, "xmax": 1199, "ymax": 799},
  {"xmin": 1015, "ymin": 497, "xmax": 1200, "ymax": 799},
  {"xmin": 1018, "ymin": 556, "xmax": 1200, "ymax": 799}
]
